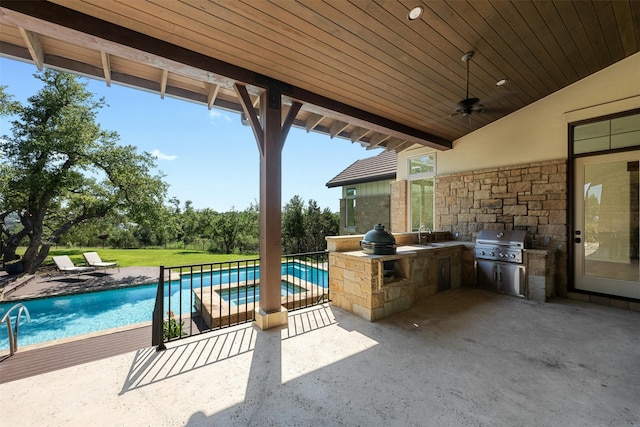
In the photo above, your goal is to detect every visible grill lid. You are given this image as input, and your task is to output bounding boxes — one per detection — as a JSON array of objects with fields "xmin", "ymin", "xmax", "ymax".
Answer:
[
  {"xmin": 361, "ymin": 224, "xmax": 396, "ymax": 246},
  {"xmin": 361, "ymin": 224, "xmax": 396, "ymax": 256},
  {"xmin": 476, "ymin": 230, "xmax": 527, "ymax": 248}
]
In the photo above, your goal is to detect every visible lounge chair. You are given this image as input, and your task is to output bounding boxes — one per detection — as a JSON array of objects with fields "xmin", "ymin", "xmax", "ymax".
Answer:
[
  {"xmin": 52, "ymin": 255, "xmax": 96, "ymax": 276},
  {"xmin": 82, "ymin": 252, "xmax": 119, "ymax": 272}
]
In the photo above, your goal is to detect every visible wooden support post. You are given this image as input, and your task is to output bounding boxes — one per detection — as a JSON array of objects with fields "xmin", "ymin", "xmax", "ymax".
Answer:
[
  {"xmin": 258, "ymin": 87, "xmax": 284, "ymax": 318},
  {"xmin": 235, "ymin": 83, "xmax": 301, "ymax": 329}
]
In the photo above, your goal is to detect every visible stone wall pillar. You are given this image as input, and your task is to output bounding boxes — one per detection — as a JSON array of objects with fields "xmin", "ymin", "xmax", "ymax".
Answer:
[{"xmin": 390, "ymin": 180, "xmax": 407, "ymax": 232}]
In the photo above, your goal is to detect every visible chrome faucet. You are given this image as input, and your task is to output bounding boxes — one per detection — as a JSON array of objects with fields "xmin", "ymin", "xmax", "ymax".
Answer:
[{"xmin": 418, "ymin": 225, "xmax": 432, "ymax": 244}]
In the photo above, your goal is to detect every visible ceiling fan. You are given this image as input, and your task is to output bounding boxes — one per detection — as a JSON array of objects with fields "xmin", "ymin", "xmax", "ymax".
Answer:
[{"xmin": 454, "ymin": 51, "xmax": 484, "ymax": 116}]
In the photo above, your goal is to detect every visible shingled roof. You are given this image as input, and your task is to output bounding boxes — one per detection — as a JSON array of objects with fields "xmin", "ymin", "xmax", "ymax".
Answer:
[{"xmin": 326, "ymin": 150, "xmax": 396, "ymax": 188}]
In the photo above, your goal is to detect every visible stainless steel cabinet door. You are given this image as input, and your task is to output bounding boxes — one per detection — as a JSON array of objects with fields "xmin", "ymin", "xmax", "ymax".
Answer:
[
  {"xmin": 476, "ymin": 260, "xmax": 497, "ymax": 291},
  {"xmin": 495, "ymin": 263, "xmax": 526, "ymax": 297}
]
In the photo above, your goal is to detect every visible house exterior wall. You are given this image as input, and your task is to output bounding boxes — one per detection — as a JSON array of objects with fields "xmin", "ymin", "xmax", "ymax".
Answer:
[
  {"xmin": 340, "ymin": 180, "xmax": 392, "ymax": 198},
  {"xmin": 339, "ymin": 195, "xmax": 391, "ymax": 235},
  {"xmin": 338, "ymin": 180, "xmax": 393, "ymax": 235}
]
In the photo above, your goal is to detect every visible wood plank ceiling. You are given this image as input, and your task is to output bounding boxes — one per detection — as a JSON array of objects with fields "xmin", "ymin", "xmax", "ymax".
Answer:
[{"xmin": 1, "ymin": 1, "xmax": 638, "ymax": 153}]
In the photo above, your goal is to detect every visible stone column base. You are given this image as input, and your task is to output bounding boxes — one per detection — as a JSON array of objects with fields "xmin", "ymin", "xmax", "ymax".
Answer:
[{"xmin": 254, "ymin": 306, "xmax": 288, "ymax": 330}]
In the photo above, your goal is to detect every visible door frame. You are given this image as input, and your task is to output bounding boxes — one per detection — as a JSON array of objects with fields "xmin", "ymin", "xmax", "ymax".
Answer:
[{"xmin": 567, "ymin": 108, "xmax": 640, "ymax": 301}]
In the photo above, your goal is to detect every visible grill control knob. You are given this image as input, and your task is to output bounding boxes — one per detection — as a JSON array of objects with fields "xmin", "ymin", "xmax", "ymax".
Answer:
[
  {"xmin": 511, "ymin": 253, "xmax": 516, "ymax": 258},
  {"xmin": 489, "ymin": 252, "xmax": 495, "ymax": 257}
]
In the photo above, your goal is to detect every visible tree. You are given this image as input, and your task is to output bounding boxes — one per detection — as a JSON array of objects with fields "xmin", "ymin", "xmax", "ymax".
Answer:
[
  {"xmin": 0, "ymin": 70, "xmax": 167, "ymax": 273},
  {"xmin": 238, "ymin": 202, "xmax": 259, "ymax": 253},
  {"xmin": 320, "ymin": 207, "xmax": 339, "ymax": 239},
  {"xmin": 281, "ymin": 196, "xmax": 338, "ymax": 254},
  {"xmin": 303, "ymin": 199, "xmax": 324, "ymax": 252},
  {"xmin": 303, "ymin": 202, "xmax": 339, "ymax": 252},
  {"xmin": 212, "ymin": 207, "xmax": 244, "ymax": 254},
  {"xmin": 57, "ymin": 213, "xmax": 120, "ymax": 247},
  {"xmin": 282, "ymin": 195, "xmax": 306, "ymax": 254}
]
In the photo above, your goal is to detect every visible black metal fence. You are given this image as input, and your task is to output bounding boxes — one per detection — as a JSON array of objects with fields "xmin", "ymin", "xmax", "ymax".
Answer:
[{"xmin": 152, "ymin": 251, "xmax": 329, "ymax": 349}]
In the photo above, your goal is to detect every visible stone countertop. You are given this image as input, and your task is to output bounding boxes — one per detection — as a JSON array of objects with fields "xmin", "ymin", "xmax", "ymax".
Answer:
[
  {"xmin": 337, "ymin": 250, "xmax": 417, "ymax": 262},
  {"xmin": 336, "ymin": 241, "xmax": 472, "ymax": 262}
]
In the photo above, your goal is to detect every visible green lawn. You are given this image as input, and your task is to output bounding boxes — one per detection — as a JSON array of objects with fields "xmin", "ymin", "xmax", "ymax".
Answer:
[{"xmin": 42, "ymin": 247, "xmax": 258, "ymax": 268}]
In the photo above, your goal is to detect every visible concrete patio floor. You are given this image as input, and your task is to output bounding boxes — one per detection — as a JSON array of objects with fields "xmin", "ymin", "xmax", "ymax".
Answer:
[{"xmin": 1, "ymin": 288, "xmax": 639, "ymax": 426}]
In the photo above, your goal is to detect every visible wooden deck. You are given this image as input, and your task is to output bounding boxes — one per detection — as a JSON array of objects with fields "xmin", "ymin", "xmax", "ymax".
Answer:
[{"xmin": 0, "ymin": 325, "xmax": 152, "ymax": 384}]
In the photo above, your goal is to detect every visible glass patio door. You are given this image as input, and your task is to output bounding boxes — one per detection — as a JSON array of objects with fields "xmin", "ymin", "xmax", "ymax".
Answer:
[{"xmin": 574, "ymin": 151, "xmax": 640, "ymax": 299}]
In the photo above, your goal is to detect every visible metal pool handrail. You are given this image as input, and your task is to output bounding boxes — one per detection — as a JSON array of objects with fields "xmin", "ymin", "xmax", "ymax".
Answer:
[{"xmin": 1, "ymin": 303, "xmax": 31, "ymax": 356}]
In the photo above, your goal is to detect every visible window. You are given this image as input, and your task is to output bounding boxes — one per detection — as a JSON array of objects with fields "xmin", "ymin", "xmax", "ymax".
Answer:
[
  {"xmin": 573, "ymin": 111, "xmax": 640, "ymax": 155},
  {"xmin": 408, "ymin": 154, "xmax": 436, "ymax": 231},
  {"xmin": 409, "ymin": 155, "xmax": 435, "ymax": 174},
  {"xmin": 346, "ymin": 187, "xmax": 356, "ymax": 228}
]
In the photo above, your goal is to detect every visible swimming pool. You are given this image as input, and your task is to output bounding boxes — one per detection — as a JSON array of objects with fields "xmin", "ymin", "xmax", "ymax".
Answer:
[
  {"xmin": 0, "ymin": 262, "xmax": 327, "ymax": 350},
  {"xmin": 0, "ymin": 282, "xmax": 187, "ymax": 351}
]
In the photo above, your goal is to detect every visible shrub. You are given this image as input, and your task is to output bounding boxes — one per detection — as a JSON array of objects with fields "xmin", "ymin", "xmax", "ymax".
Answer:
[{"xmin": 163, "ymin": 311, "xmax": 186, "ymax": 340}]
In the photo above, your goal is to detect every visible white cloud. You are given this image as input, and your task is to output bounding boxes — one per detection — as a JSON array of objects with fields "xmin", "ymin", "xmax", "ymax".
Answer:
[
  {"xmin": 209, "ymin": 109, "xmax": 232, "ymax": 122},
  {"xmin": 152, "ymin": 149, "xmax": 177, "ymax": 161}
]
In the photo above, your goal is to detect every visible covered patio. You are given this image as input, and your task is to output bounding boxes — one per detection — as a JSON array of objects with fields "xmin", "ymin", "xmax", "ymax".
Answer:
[
  {"xmin": 2, "ymin": 1, "xmax": 638, "ymax": 323},
  {"xmin": 1, "ymin": 288, "xmax": 638, "ymax": 425}
]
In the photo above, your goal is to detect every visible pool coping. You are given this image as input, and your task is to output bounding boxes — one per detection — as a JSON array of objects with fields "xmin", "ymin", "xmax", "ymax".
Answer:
[{"xmin": 1, "ymin": 266, "xmax": 161, "ymax": 302}]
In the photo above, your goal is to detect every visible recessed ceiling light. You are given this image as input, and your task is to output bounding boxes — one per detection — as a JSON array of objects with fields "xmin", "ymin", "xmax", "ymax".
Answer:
[
  {"xmin": 408, "ymin": 6, "xmax": 423, "ymax": 21},
  {"xmin": 496, "ymin": 79, "xmax": 508, "ymax": 86}
]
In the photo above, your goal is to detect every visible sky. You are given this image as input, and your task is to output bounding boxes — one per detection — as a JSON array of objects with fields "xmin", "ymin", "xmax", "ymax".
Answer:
[{"xmin": 0, "ymin": 57, "xmax": 381, "ymax": 212}]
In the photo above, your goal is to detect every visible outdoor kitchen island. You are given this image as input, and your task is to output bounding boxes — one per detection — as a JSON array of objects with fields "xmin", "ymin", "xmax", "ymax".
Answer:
[
  {"xmin": 326, "ymin": 232, "xmax": 556, "ymax": 321},
  {"xmin": 326, "ymin": 232, "xmax": 474, "ymax": 321}
]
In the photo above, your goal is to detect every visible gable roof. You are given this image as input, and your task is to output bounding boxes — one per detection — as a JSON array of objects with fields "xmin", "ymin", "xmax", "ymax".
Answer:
[{"xmin": 326, "ymin": 150, "xmax": 397, "ymax": 188}]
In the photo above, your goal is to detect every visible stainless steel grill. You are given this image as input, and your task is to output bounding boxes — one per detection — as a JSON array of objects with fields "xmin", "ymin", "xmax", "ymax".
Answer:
[
  {"xmin": 475, "ymin": 230, "xmax": 527, "ymax": 264},
  {"xmin": 475, "ymin": 230, "xmax": 528, "ymax": 297}
]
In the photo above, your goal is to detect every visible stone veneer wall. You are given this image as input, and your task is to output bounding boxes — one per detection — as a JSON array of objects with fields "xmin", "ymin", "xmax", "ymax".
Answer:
[
  {"xmin": 434, "ymin": 159, "xmax": 568, "ymax": 296},
  {"xmin": 339, "ymin": 195, "xmax": 391, "ymax": 235},
  {"xmin": 390, "ymin": 180, "xmax": 407, "ymax": 232}
]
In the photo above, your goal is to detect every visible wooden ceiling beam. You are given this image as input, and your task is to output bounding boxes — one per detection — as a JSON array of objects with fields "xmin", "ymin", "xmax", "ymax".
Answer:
[
  {"xmin": 0, "ymin": 5, "xmax": 236, "ymax": 87},
  {"xmin": 100, "ymin": 51, "xmax": 111, "ymax": 87},
  {"xmin": 305, "ymin": 113, "xmax": 324, "ymax": 132},
  {"xmin": 160, "ymin": 69, "xmax": 168, "ymax": 99},
  {"xmin": 384, "ymin": 138, "xmax": 408, "ymax": 151},
  {"xmin": 289, "ymin": 93, "xmax": 451, "ymax": 150},
  {"xmin": 206, "ymin": 83, "xmax": 219, "ymax": 110},
  {"xmin": 393, "ymin": 141, "xmax": 416, "ymax": 153},
  {"xmin": 350, "ymin": 127, "xmax": 370, "ymax": 143},
  {"xmin": 329, "ymin": 121, "xmax": 348, "ymax": 138},
  {"xmin": 18, "ymin": 27, "xmax": 43, "ymax": 70},
  {"xmin": 368, "ymin": 133, "xmax": 391, "ymax": 148}
]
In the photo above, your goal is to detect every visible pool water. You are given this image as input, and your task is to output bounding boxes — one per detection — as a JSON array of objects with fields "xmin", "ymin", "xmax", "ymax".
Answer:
[
  {"xmin": 217, "ymin": 281, "xmax": 306, "ymax": 307},
  {"xmin": 0, "ymin": 262, "xmax": 327, "ymax": 350}
]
